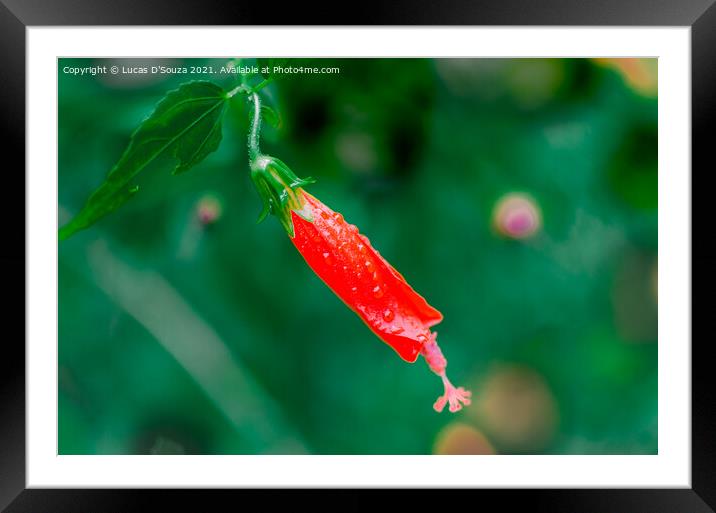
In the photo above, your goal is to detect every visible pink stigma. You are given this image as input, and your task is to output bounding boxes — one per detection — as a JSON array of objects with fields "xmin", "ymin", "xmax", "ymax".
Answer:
[{"xmin": 420, "ymin": 332, "xmax": 472, "ymax": 413}]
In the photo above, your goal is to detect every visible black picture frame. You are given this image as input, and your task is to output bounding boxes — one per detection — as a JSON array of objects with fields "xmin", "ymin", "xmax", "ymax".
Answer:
[{"xmin": 1, "ymin": 1, "xmax": 712, "ymax": 511}]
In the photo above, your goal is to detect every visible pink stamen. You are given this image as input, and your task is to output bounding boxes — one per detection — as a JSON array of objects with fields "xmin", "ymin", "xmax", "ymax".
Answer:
[
  {"xmin": 436, "ymin": 373, "xmax": 472, "ymax": 413},
  {"xmin": 420, "ymin": 332, "xmax": 472, "ymax": 413}
]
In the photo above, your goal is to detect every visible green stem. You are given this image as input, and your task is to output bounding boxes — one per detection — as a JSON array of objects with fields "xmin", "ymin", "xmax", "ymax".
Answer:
[
  {"xmin": 244, "ymin": 84, "xmax": 315, "ymax": 236},
  {"xmin": 248, "ymin": 92, "xmax": 262, "ymax": 162},
  {"xmin": 252, "ymin": 78, "xmax": 274, "ymax": 93},
  {"xmin": 237, "ymin": 59, "xmax": 247, "ymax": 85}
]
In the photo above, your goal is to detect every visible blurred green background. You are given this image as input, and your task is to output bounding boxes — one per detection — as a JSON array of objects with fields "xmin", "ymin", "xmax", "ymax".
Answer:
[{"xmin": 58, "ymin": 58, "xmax": 658, "ymax": 455}]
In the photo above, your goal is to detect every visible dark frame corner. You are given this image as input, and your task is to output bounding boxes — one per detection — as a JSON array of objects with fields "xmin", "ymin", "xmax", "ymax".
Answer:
[{"xmin": 1, "ymin": 0, "xmax": 713, "ymax": 511}]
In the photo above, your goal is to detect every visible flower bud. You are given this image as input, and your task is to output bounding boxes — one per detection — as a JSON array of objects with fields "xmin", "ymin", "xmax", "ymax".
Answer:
[
  {"xmin": 195, "ymin": 194, "xmax": 223, "ymax": 225},
  {"xmin": 493, "ymin": 192, "xmax": 542, "ymax": 239}
]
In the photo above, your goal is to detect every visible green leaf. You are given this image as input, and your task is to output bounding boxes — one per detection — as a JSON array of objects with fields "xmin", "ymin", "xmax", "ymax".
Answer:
[{"xmin": 59, "ymin": 81, "xmax": 228, "ymax": 241}]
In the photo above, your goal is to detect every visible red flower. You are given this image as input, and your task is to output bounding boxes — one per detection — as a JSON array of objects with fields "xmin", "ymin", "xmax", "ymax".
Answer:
[
  {"xmin": 251, "ymin": 156, "xmax": 471, "ymax": 412},
  {"xmin": 291, "ymin": 190, "xmax": 442, "ymax": 363}
]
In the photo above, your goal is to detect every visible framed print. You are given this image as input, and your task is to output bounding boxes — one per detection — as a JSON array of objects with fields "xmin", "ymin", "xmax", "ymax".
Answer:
[{"xmin": 1, "ymin": 0, "xmax": 713, "ymax": 511}]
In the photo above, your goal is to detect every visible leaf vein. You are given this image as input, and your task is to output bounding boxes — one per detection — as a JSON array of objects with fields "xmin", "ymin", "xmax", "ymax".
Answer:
[{"xmin": 116, "ymin": 97, "xmax": 225, "ymax": 181}]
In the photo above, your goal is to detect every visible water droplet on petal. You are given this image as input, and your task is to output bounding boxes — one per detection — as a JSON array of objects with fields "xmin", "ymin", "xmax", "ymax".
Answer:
[
  {"xmin": 320, "ymin": 211, "xmax": 330, "ymax": 220},
  {"xmin": 322, "ymin": 252, "xmax": 333, "ymax": 265},
  {"xmin": 373, "ymin": 285, "xmax": 384, "ymax": 298},
  {"xmin": 357, "ymin": 243, "xmax": 366, "ymax": 253},
  {"xmin": 351, "ymin": 286, "xmax": 358, "ymax": 293},
  {"xmin": 382, "ymin": 309, "xmax": 394, "ymax": 322},
  {"xmin": 333, "ymin": 212, "xmax": 344, "ymax": 222},
  {"xmin": 391, "ymin": 326, "xmax": 404, "ymax": 334},
  {"xmin": 364, "ymin": 260, "xmax": 374, "ymax": 272}
]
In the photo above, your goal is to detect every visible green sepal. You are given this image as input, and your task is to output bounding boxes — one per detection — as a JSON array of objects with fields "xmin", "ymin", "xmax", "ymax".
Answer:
[
  {"xmin": 260, "ymin": 105, "xmax": 282, "ymax": 129},
  {"xmin": 250, "ymin": 155, "xmax": 315, "ymax": 237}
]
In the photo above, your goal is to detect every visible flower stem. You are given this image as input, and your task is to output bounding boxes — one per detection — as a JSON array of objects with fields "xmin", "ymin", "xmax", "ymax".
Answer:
[
  {"xmin": 248, "ymin": 91, "xmax": 262, "ymax": 163},
  {"xmin": 252, "ymin": 78, "xmax": 274, "ymax": 92}
]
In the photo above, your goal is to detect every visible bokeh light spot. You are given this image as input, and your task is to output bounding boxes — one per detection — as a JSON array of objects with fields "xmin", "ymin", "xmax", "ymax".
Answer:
[
  {"xmin": 594, "ymin": 58, "xmax": 658, "ymax": 98},
  {"xmin": 492, "ymin": 193, "xmax": 542, "ymax": 240},
  {"xmin": 471, "ymin": 365, "xmax": 558, "ymax": 453},
  {"xmin": 433, "ymin": 422, "xmax": 496, "ymax": 455},
  {"xmin": 195, "ymin": 193, "xmax": 223, "ymax": 226}
]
